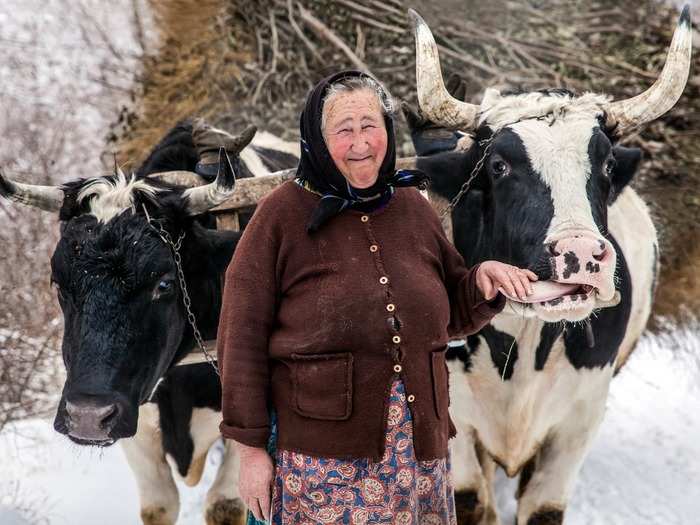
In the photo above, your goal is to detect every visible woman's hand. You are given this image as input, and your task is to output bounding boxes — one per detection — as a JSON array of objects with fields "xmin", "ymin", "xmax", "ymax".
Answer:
[
  {"xmin": 476, "ymin": 261, "xmax": 538, "ymax": 302},
  {"xmin": 236, "ymin": 442, "xmax": 274, "ymax": 521}
]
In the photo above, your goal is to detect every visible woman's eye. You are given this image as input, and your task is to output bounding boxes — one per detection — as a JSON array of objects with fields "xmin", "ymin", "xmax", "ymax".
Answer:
[
  {"xmin": 337, "ymin": 128, "xmax": 351, "ymax": 134},
  {"xmin": 158, "ymin": 280, "xmax": 173, "ymax": 292},
  {"xmin": 361, "ymin": 124, "xmax": 376, "ymax": 130}
]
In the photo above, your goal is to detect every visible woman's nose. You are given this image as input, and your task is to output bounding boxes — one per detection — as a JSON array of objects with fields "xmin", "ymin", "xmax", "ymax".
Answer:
[{"xmin": 351, "ymin": 134, "xmax": 370, "ymax": 152}]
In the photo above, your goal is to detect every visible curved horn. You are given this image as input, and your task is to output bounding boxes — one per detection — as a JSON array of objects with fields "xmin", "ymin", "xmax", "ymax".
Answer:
[
  {"xmin": 408, "ymin": 9, "xmax": 480, "ymax": 130},
  {"xmin": 605, "ymin": 5, "xmax": 693, "ymax": 135},
  {"xmin": 183, "ymin": 125, "xmax": 256, "ymax": 215},
  {"xmin": 0, "ymin": 169, "xmax": 64, "ymax": 212},
  {"xmin": 183, "ymin": 147, "xmax": 238, "ymax": 215}
]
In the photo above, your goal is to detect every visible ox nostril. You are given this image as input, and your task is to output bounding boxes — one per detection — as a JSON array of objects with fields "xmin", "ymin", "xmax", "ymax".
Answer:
[
  {"xmin": 593, "ymin": 245, "xmax": 609, "ymax": 262},
  {"xmin": 65, "ymin": 399, "xmax": 120, "ymax": 435},
  {"xmin": 547, "ymin": 242, "xmax": 560, "ymax": 257},
  {"xmin": 98, "ymin": 404, "xmax": 119, "ymax": 430}
]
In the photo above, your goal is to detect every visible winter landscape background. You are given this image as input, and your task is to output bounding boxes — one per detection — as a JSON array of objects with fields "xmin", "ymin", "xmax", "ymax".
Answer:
[{"xmin": 0, "ymin": 1, "xmax": 698, "ymax": 524}]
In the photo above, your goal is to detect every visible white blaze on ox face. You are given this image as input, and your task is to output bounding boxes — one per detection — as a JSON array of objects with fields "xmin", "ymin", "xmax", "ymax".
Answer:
[
  {"xmin": 480, "ymin": 90, "xmax": 618, "ymax": 322},
  {"xmin": 77, "ymin": 169, "xmax": 162, "ymax": 223}
]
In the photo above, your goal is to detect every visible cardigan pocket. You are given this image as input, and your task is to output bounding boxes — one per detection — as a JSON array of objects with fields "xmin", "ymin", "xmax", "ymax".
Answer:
[
  {"xmin": 430, "ymin": 347, "xmax": 449, "ymax": 419},
  {"xmin": 290, "ymin": 352, "xmax": 353, "ymax": 420}
]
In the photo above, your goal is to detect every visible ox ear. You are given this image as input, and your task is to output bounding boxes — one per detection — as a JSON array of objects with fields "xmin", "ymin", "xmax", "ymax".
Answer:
[
  {"xmin": 417, "ymin": 148, "xmax": 488, "ymax": 201},
  {"xmin": 445, "ymin": 73, "xmax": 468, "ymax": 102},
  {"xmin": 401, "ymin": 100, "xmax": 430, "ymax": 131},
  {"xmin": 609, "ymin": 146, "xmax": 642, "ymax": 204}
]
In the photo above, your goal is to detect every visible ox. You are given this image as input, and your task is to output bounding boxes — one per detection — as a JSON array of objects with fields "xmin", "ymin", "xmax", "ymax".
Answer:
[
  {"xmin": 0, "ymin": 122, "xmax": 298, "ymax": 525},
  {"xmin": 406, "ymin": 7, "xmax": 691, "ymax": 524}
]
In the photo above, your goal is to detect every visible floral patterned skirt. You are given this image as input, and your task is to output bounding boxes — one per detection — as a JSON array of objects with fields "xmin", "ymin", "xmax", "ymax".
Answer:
[{"xmin": 271, "ymin": 379, "xmax": 457, "ymax": 525}]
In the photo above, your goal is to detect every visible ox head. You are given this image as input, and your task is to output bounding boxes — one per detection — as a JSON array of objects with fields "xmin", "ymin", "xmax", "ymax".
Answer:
[
  {"xmin": 0, "ymin": 124, "xmax": 252, "ymax": 445},
  {"xmin": 409, "ymin": 7, "xmax": 691, "ymax": 322}
]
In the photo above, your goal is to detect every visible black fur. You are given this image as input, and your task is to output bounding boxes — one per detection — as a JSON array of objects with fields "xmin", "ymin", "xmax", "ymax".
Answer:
[
  {"xmin": 445, "ymin": 340, "xmax": 475, "ymax": 373},
  {"xmin": 534, "ymin": 324, "xmax": 564, "ymax": 370},
  {"xmin": 0, "ymin": 170, "xmax": 15, "ymax": 198},
  {"xmin": 51, "ymin": 124, "xmax": 240, "ymax": 445},
  {"xmin": 563, "ymin": 235, "xmax": 632, "ymax": 369},
  {"xmin": 527, "ymin": 508, "xmax": 564, "ymax": 525},
  {"xmin": 252, "ymin": 146, "xmax": 299, "ymax": 173},
  {"xmin": 156, "ymin": 363, "xmax": 223, "ymax": 477},
  {"xmin": 482, "ymin": 325, "xmax": 519, "ymax": 380},
  {"xmin": 136, "ymin": 122, "xmax": 198, "ymax": 178}
]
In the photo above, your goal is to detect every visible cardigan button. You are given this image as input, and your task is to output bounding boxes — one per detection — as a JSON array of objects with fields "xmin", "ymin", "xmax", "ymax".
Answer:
[
  {"xmin": 386, "ymin": 303, "xmax": 395, "ymax": 312},
  {"xmin": 361, "ymin": 215, "xmax": 369, "ymax": 222},
  {"xmin": 393, "ymin": 364, "xmax": 402, "ymax": 373},
  {"xmin": 407, "ymin": 394, "xmax": 415, "ymax": 403},
  {"xmin": 392, "ymin": 335, "xmax": 401, "ymax": 344},
  {"xmin": 379, "ymin": 276, "xmax": 389, "ymax": 285},
  {"xmin": 369, "ymin": 244, "xmax": 378, "ymax": 252}
]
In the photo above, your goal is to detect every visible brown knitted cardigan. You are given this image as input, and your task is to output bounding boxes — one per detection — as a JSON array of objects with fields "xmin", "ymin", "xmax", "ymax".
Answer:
[{"xmin": 217, "ymin": 181, "xmax": 505, "ymax": 461}]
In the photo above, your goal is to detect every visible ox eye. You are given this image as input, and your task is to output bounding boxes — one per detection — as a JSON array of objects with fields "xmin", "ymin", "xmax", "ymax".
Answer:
[
  {"xmin": 491, "ymin": 159, "xmax": 510, "ymax": 177},
  {"xmin": 153, "ymin": 276, "xmax": 176, "ymax": 300},
  {"xmin": 158, "ymin": 279, "xmax": 174, "ymax": 292}
]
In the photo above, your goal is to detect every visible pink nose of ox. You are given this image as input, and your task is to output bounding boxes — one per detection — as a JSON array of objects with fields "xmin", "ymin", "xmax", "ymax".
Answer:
[{"xmin": 548, "ymin": 230, "xmax": 616, "ymax": 302}]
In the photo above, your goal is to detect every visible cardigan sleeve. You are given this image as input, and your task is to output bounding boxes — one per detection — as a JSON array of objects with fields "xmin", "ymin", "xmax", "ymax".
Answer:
[
  {"xmin": 217, "ymin": 197, "xmax": 280, "ymax": 447},
  {"xmin": 435, "ymin": 222, "xmax": 506, "ymax": 338}
]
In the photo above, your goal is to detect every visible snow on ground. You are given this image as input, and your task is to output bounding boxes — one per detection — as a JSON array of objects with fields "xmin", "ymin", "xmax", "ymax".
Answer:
[{"xmin": 1, "ymin": 324, "xmax": 699, "ymax": 524}]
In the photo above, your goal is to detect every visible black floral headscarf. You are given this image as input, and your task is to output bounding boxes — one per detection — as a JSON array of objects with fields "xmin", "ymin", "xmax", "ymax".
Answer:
[{"xmin": 296, "ymin": 70, "xmax": 428, "ymax": 233}]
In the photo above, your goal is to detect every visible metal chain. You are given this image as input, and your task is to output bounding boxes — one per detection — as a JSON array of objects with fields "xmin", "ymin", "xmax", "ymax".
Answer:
[
  {"xmin": 151, "ymin": 220, "xmax": 221, "ymax": 378},
  {"xmin": 441, "ymin": 138, "xmax": 494, "ymax": 218}
]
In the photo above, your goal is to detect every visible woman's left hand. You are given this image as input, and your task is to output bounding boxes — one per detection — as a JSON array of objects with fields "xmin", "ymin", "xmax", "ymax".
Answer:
[{"xmin": 476, "ymin": 261, "xmax": 538, "ymax": 302}]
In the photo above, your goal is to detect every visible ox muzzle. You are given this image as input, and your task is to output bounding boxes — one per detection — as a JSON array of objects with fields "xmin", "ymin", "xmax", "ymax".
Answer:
[{"xmin": 501, "ymin": 229, "xmax": 618, "ymax": 319}]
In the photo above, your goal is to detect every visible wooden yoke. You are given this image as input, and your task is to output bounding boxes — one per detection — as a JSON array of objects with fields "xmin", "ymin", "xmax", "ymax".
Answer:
[
  {"xmin": 153, "ymin": 169, "xmax": 296, "ymax": 231},
  {"xmin": 153, "ymin": 159, "xmax": 454, "ymax": 240}
]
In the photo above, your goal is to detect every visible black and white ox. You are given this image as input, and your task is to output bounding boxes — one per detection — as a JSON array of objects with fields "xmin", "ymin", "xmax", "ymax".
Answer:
[
  {"xmin": 408, "ymin": 7, "xmax": 691, "ymax": 525},
  {"xmin": 0, "ymin": 122, "xmax": 298, "ymax": 525}
]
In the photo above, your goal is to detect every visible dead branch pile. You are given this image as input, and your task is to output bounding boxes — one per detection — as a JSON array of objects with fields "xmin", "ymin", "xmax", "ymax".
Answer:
[{"xmin": 114, "ymin": 0, "xmax": 700, "ymax": 323}]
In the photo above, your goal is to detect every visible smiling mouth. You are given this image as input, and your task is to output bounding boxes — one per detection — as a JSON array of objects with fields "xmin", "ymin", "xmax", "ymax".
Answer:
[{"xmin": 348, "ymin": 156, "xmax": 372, "ymax": 162}]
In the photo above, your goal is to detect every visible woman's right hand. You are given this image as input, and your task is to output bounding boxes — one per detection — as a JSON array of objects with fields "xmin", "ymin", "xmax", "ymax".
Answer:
[{"xmin": 236, "ymin": 442, "xmax": 274, "ymax": 521}]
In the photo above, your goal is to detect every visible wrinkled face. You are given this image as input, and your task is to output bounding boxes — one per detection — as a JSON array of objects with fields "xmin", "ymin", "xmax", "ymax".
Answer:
[
  {"xmin": 476, "ymin": 112, "xmax": 638, "ymax": 322},
  {"xmin": 323, "ymin": 88, "xmax": 388, "ymax": 189},
  {"xmin": 51, "ymin": 211, "xmax": 185, "ymax": 445}
]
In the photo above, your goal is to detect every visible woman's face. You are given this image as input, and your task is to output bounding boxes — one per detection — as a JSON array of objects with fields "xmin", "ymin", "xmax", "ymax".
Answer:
[{"xmin": 322, "ymin": 89, "xmax": 388, "ymax": 189}]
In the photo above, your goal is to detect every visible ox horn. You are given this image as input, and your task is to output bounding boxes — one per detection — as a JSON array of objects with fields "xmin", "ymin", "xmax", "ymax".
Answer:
[
  {"xmin": 182, "ymin": 125, "xmax": 256, "ymax": 215},
  {"xmin": 0, "ymin": 169, "xmax": 64, "ymax": 212},
  {"xmin": 409, "ymin": 9, "xmax": 480, "ymax": 130},
  {"xmin": 605, "ymin": 5, "xmax": 693, "ymax": 135}
]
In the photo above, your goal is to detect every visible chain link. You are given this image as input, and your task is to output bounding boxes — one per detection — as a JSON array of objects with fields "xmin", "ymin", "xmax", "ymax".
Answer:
[
  {"xmin": 151, "ymin": 220, "xmax": 221, "ymax": 378},
  {"xmin": 440, "ymin": 138, "xmax": 494, "ymax": 218}
]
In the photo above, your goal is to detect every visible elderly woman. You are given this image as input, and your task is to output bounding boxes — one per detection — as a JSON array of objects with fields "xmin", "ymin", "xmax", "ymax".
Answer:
[{"xmin": 217, "ymin": 70, "xmax": 536, "ymax": 524}]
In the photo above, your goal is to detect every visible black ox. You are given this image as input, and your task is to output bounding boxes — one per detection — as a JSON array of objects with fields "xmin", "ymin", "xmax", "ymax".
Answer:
[{"xmin": 0, "ymin": 122, "xmax": 298, "ymax": 525}]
